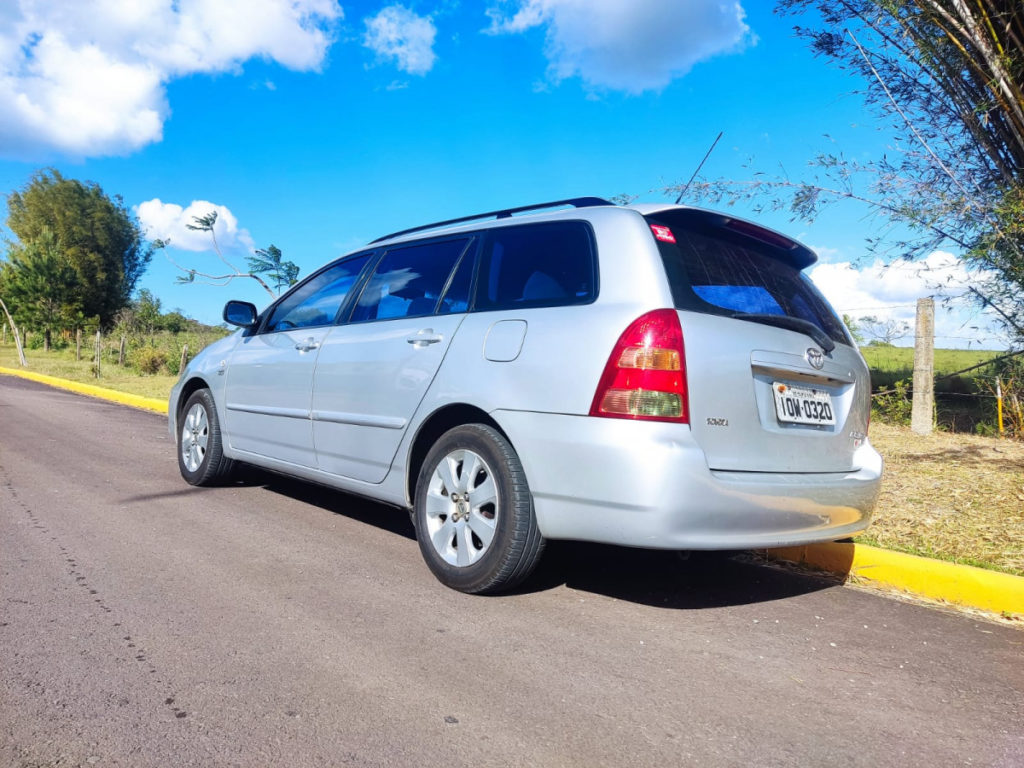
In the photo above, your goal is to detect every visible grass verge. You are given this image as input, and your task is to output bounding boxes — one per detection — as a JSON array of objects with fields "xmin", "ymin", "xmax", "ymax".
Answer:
[
  {"xmin": 0, "ymin": 344, "xmax": 178, "ymax": 400},
  {"xmin": 861, "ymin": 423, "xmax": 1024, "ymax": 576}
]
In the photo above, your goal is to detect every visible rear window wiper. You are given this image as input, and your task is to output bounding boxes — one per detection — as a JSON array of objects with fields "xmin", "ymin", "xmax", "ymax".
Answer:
[{"xmin": 730, "ymin": 312, "xmax": 836, "ymax": 353}]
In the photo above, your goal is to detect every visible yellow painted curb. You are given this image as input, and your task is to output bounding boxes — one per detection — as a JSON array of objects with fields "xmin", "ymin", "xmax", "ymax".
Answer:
[
  {"xmin": 768, "ymin": 542, "xmax": 1024, "ymax": 618},
  {"xmin": 0, "ymin": 366, "xmax": 168, "ymax": 414}
]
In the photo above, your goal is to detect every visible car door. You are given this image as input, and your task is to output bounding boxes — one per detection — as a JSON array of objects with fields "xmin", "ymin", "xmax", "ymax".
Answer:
[
  {"xmin": 223, "ymin": 253, "xmax": 372, "ymax": 467},
  {"xmin": 311, "ymin": 237, "xmax": 473, "ymax": 482}
]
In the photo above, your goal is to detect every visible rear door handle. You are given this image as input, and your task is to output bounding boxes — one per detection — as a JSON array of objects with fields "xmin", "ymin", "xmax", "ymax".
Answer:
[
  {"xmin": 295, "ymin": 337, "xmax": 320, "ymax": 352},
  {"xmin": 407, "ymin": 329, "xmax": 443, "ymax": 347}
]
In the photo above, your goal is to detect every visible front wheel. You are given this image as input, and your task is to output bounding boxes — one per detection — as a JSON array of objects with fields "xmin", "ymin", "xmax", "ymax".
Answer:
[
  {"xmin": 414, "ymin": 424, "xmax": 545, "ymax": 594},
  {"xmin": 177, "ymin": 388, "xmax": 234, "ymax": 486}
]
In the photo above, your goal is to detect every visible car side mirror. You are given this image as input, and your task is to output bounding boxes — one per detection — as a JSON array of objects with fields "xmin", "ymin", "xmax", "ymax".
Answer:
[{"xmin": 223, "ymin": 300, "xmax": 258, "ymax": 329}]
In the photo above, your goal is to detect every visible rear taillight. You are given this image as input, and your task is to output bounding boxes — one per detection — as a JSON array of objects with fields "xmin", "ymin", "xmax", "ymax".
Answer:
[{"xmin": 590, "ymin": 309, "xmax": 689, "ymax": 423}]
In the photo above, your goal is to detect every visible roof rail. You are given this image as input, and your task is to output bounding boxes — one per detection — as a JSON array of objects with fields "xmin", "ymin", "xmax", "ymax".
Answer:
[{"xmin": 370, "ymin": 197, "xmax": 614, "ymax": 243}]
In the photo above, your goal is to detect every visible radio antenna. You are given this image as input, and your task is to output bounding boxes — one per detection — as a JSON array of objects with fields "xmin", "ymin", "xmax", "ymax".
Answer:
[{"xmin": 675, "ymin": 131, "xmax": 722, "ymax": 205}]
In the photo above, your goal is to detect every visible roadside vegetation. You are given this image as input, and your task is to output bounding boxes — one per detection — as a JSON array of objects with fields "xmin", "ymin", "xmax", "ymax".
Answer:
[
  {"xmin": 0, "ymin": 304, "xmax": 227, "ymax": 400},
  {"xmin": 862, "ymin": 344, "xmax": 1024, "ymax": 436},
  {"xmin": 0, "ymin": 170, "xmax": 294, "ymax": 379}
]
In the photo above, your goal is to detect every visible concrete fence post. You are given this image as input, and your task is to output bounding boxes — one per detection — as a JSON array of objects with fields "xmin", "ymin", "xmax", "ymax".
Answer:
[{"xmin": 911, "ymin": 297, "xmax": 935, "ymax": 435}]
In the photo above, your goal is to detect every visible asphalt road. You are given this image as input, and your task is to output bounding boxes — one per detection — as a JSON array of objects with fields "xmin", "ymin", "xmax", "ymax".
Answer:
[{"xmin": 1, "ymin": 375, "xmax": 1022, "ymax": 768}]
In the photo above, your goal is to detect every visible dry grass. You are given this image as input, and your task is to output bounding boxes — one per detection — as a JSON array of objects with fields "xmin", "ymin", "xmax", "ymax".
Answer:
[{"xmin": 861, "ymin": 423, "xmax": 1024, "ymax": 576}]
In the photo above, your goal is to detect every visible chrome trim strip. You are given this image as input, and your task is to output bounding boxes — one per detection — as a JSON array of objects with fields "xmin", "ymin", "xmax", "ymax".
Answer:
[
  {"xmin": 311, "ymin": 410, "xmax": 407, "ymax": 429},
  {"xmin": 226, "ymin": 403, "xmax": 310, "ymax": 420}
]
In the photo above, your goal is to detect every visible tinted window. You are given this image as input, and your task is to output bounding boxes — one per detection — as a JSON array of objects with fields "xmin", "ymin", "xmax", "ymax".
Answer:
[
  {"xmin": 265, "ymin": 254, "xmax": 371, "ymax": 332},
  {"xmin": 475, "ymin": 222, "xmax": 596, "ymax": 311},
  {"xmin": 351, "ymin": 239, "xmax": 469, "ymax": 322},
  {"xmin": 647, "ymin": 213, "xmax": 848, "ymax": 345}
]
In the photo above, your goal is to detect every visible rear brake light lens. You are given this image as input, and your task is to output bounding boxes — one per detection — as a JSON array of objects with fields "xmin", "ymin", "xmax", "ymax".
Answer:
[
  {"xmin": 723, "ymin": 218, "xmax": 796, "ymax": 250},
  {"xmin": 590, "ymin": 309, "xmax": 688, "ymax": 423}
]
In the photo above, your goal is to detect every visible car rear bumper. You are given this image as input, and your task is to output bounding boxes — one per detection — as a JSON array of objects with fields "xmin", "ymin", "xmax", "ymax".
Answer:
[{"xmin": 493, "ymin": 410, "xmax": 882, "ymax": 550}]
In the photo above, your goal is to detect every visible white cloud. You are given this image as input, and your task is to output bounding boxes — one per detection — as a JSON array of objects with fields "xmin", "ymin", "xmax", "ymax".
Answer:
[
  {"xmin": 483, "ymin": 0, "xmax": 751, "ymax": 93},
  {"xmin": 136, "ymin": 199, "xmax": 255, "ymax": 254},
  {"xmin": 809, "ymin": 251, "xmax": 972, "ymax": 313},
  {"xmin": 0, "ymin": 0, "xmax": 342, "ymax": 158},
  {"xmin": 363, "ymin": 6, "xmax": 437, "ymax": 76},
  {"xmin": 809, "ymin": 251, "xmax": 1010, "ymax": 348}
]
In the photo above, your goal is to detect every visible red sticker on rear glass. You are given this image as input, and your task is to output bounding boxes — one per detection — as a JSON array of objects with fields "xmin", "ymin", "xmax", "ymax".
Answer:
[{"xmin": 650, "ymin": 224, "xmax": 676, "ymax": 244}]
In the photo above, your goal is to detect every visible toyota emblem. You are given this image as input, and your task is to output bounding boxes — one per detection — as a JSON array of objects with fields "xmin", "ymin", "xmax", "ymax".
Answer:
[{"xmin": 806, "ymin": 348, "xmax": 825, "ymax": 369}]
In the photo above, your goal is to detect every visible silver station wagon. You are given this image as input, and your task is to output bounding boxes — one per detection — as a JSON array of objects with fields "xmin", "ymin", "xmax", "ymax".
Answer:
[{"xmin": 170, "ymin": 198, "xmax": 882, "ymax": 593}]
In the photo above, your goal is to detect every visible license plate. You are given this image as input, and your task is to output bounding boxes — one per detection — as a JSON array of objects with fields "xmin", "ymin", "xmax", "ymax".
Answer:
[{"xmin": 773, "ymin": 381, "xmax": 835, "ymax": 426}]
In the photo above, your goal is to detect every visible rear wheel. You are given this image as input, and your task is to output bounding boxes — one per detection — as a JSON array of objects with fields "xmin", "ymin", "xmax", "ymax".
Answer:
[
  {"xmin": 177, "ymin": 389, "xmax": 234, "ymax": 486},
  {"xmin": 414, "ymin": 424, "xmax": 544, "ymax": 594}
]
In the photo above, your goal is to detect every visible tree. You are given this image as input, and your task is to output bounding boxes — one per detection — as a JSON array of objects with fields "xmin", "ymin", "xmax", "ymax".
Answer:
[
  {"xmin": 857, "ymin": 314, "xmax": 912, "ymax": 345},
  {"xmin": 4, "ymin": 169, "xmax": 153, "ymax": 327},
  {"xmin": 673, "ymin": 2, "xmax": 1024, "ymax": 342},
  {"xmin": 113, "ymin": 290, "xmax": 202, "ymax": 338},
  {"xmin": 134, "ymin": 289, "xmax": 164, "ymax": 335},
  {"xmin": 160, "ymin": 310, "xmax": 192, "ymax": 334},
  {"xmin": 158, "ymin": 210, "xmax": 299, "ymax": 298},
  {"xmin": 249, "ymin": 245, "xmax": 300, "ymax": 293},
  {"xmin": 843, "ymin": 313, "xmax": 865, "ymax": 344},
  {"xmin": 0, "ymin": 228, "xmax": 82, "ymax": 349}
]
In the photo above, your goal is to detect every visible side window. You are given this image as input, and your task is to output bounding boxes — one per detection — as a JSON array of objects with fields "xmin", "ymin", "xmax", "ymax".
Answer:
[
  {"xmin": 474, "ymin": 221, "xmax": 596, "ymax": 311},
  {"xmin": 265, "ymin": 254, "xmax": 371, "ymax": 332},
  {"xmin": 351, "ymin": 238, "xmax": 469, "ymax": 323}
]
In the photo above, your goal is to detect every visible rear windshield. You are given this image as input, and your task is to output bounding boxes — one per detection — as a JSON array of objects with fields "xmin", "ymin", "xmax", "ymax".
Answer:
[{"xmin": 645, "ymin": 211, "xmax": 849, "ymax": 346}]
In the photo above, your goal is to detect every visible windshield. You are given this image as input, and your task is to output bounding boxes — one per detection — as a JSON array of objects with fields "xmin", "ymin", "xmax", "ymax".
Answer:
[{"xmin": 645, "ymin": 210, "xmax": 850, "ymax": 346}]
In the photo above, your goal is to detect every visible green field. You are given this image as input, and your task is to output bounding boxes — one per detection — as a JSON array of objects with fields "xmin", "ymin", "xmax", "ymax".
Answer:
[
  {"xmin": 860, "ymin": 345, "xmax": 1001, "ymax": 378},
  {"xmin": 860, "ymin": 346, "xmax": 1009, "ymax": 433}
]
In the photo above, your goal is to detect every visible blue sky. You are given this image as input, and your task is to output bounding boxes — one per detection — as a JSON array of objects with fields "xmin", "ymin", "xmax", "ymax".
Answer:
[{"xmin": 0, "ymin": 0, "xmax": 1009, "ymax": 348}]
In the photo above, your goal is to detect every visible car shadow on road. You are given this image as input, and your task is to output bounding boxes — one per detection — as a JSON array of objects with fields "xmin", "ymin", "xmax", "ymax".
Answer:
[
  {"xmin": 246, "ymin": 468, "xmax": 418, "ymax": 541},
  {"xmin": 518, "ymin": 541, "xmax": 841, "ymax": 609},
  {"xmin": 239, "ymin": 467, "xmax": 838, "ymax": 610}
]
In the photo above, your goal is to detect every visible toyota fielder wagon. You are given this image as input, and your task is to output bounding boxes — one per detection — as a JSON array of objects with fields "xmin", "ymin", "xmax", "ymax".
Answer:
[{"xmin": 170, "ymin": 198, "xmax": 882, "ymax": 593}]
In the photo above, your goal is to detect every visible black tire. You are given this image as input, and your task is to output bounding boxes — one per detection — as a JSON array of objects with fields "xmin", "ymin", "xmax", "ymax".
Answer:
[
  {"xmin": 414, "ymin": 424, "xmax": 545, "ymax": 594},
  {"xmin": 177, "ymin": 389, "xmax": 235, "ymax": 486}
]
